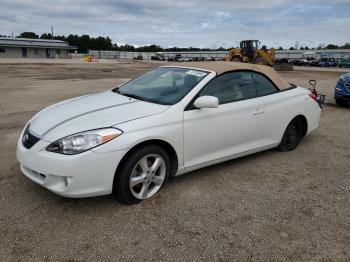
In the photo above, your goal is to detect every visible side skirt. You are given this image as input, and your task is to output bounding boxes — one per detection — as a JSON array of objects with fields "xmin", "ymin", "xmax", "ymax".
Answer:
[{"xmin": 175, "ymin": 143, "xmax": 279, "ymax": 176}]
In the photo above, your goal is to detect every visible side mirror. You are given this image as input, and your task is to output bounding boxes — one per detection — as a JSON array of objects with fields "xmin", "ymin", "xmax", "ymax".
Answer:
[{"xmin": 193, "ymin": 96, "xmax": 219, "ymax": 109}]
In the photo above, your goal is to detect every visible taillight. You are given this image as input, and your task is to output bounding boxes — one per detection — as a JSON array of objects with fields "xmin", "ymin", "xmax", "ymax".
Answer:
[{"xmin": 308, "ymin": 92, "xmax": 318, "ymax": 102}]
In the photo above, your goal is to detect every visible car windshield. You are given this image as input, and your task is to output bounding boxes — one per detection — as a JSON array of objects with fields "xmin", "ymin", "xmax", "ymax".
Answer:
[{"xmin": 114, "ymin": 67, "xmax": 208, "ymax": 105}]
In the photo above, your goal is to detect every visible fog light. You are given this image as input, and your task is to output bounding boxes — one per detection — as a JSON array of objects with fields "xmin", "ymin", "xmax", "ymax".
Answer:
[
  {"xmin": 335, "ymin": 87, "xmax": 342, "ymax": 93},
  {"xmin": 66, "ymin": 176, "xmax": 73, "ymax": 187}
]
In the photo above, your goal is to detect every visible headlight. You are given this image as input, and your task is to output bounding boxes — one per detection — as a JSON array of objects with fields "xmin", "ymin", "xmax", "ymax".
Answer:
[
  {"xmin": 46, "ymin": 128, "xmax": 123, "ymax": 155},
  {"xmin": 335, "ymin": 87, "xmax": 342, "ymax": 93},
  {"xmin": 339, "ymin": 76, "xmax": 346, "ymax": 84}
]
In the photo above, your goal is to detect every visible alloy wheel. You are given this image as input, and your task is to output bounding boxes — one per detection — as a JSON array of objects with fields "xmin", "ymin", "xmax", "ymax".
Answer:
[{"xmin": 129, "ymin": 154, "xmax": 166, "ymax": 200}]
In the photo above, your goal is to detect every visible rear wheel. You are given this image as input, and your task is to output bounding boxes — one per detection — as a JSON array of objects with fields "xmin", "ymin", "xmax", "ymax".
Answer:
[
  {"xmin": 254, "ymin": 57, "xmax": 268, "ymax": 65},
  {"xmin": 278, "ymin": 119, "xmax": 302, "ymax": 151},
  {"xmin": 113, "ymin": 145, "xmax": 170, "ymax": 204}
]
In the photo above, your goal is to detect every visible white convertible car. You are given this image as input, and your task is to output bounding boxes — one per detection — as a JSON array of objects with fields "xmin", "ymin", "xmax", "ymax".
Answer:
[{"xmin": 17, "ymin": 62, "xmax": 321, "ymax": 204}]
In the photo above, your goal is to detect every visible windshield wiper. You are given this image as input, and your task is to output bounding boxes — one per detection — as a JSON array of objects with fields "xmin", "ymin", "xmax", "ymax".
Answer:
[
  {"xmin": 120, "ymin": 92, "xmax": 147, "ymax": 102},
  {"xmin": 114, "ymin": 90, "xmax": 170, "ymax": 105},
  {"xmin": 113, "ymin": 88, "xmax": 121, "ymax": 94}
]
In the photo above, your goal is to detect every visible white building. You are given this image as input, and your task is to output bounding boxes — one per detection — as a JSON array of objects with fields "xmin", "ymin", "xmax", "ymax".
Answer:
[{"xmin": 0, "ymin": 37, "xmax": 77, "ymax": 58}]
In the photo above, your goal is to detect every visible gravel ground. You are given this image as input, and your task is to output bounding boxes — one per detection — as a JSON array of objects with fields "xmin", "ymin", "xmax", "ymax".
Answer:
[
  {"xmin": 0, "ymin": 60, "xmax": 349, "ymax": 262},
  {"xmin": 280, "ymin": 66, "xmax": 349, "ymax": 104}
]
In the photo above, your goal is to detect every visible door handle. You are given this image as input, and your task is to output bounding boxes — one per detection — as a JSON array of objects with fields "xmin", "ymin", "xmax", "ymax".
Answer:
[{"xmin": 253, "ymin": 108, "xmax": 264, "ymax": 115}]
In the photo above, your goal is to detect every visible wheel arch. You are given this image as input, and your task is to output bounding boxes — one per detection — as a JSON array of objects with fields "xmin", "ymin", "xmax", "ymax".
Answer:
[
  {"xmin": 291, "ymin": 114, "xmax": 308, "ymax": 137},
  {"xmin": 115, "ymin": 139, "xmax": 179, "ymax": 179}
]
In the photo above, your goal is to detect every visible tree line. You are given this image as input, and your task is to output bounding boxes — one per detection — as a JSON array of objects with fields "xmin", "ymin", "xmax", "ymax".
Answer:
[
  {"xmin": 1, "ymin": 32, "xmax": 349, "ymax": 53},
  {"xmin": 280, "ymin": 41, "xmax": 350, "ymax": 51},
  {"xmin": 285, "ymin": 43, "xmax": 350, "ymax": 51}
]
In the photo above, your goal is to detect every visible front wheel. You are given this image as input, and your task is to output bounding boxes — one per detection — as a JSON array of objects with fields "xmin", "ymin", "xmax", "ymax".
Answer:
[
  {"xmin": 278, "ymin": 119, "xmax": 302, "ymax": 151},
  {"xmin": 232, "ymin": 56, "xmax": 241, "ymax": 62},
  {"xmin": 113, "ymin": 145, "xmax": 170, "ymax": 204}
]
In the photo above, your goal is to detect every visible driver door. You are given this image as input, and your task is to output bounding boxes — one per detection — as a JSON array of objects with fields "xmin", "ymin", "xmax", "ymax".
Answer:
[{"xmin": 183, "ymin": 71, "xmax": 265, "ymax": 168}]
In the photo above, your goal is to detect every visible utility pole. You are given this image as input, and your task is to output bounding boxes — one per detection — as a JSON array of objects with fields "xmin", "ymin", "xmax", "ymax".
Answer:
[{"xmin": 51, "ymin": 26, "xmax": 54, "ymax": 38}]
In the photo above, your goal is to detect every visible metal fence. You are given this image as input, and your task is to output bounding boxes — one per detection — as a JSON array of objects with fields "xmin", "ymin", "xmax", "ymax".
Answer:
[
  {"xmin": 274, "ymin": 49, "xmax": 350, "ymax": 61},
  {"xmin": 88, "ymin": 50, "xmax": 229, "ymax": 60},
  {"xmin": 88, "ymin": 50, "xmax": 155, "ymax": 60},
  {"xmin": 88, "ymin": 49, "xmax": 350, "ymax": 61}
]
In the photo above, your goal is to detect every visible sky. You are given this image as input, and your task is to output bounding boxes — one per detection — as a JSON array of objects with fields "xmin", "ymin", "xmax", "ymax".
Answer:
[{"xmin": 0, "ymin": 0, "xmax": 349, "ymax": 49}]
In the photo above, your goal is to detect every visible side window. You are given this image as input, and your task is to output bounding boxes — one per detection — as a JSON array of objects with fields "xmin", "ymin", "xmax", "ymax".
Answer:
[
  {"xmin": 199, "ymin": 71, "xmax": 256, "ymax": 104},
  {"xmin": 253, "ymin": 72, "xmax": 279, "ymax": 96}
]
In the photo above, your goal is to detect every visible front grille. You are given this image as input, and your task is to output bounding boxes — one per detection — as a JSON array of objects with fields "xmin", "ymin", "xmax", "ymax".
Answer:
[{"xmin": 22, "ymin": 125, "xmax": 40, "ymax": 149}]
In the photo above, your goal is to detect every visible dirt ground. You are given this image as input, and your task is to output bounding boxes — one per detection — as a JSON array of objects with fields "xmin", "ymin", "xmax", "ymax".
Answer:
[
  {"xmin": 280, "ymin": 66, "xmax": 349, "ymax": 104},
  {"xmin": 0, "ymin": 60, "xmax": 349, "ymax": 262}
]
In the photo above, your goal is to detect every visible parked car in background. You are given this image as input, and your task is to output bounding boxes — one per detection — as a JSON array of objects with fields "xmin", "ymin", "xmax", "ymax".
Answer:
[
  {"xmin": 318, "ymin": 58, "xmax": 338, "ymax": 67},
  {"xmin": 133, "ymin": 54, "xmax": 143, "ymax": 60},
  {"xmin": 168, "ymin": 54, "xmax": 182, "ymax": 62},
  {"xmin": 17, "ymin": 62, "xmax": 321, "ymax": 204},
  {"xmin": 151, "ymin": 52, "xmax": 165, "ymax": 61},
  {"xmin": 177, "ymin": 57, "xmax": 185, "ymax": 62},
  {"xmin": 178, "ymin": 57, "xmax": 192, "ymax": 62},
  {"xmin": 293, "ymin": 52, "xmax": 317, "ymax": 66},
  {"xmin": 339, "ymin": 58, "xmax": 350, "ymax": 68},
  {"xmin": 215, "ymin": 57, "xmax": 224, "ymax": 61},
  {"xmin": 334, "ymin": 72, "xmax": 350, "ymax": 106}
]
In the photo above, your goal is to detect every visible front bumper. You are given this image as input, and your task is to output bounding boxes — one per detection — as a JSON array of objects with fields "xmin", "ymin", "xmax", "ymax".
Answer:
[
  {"xmin": 16, "ymin": 137, "xmax": 128, "ymax": 198},
  {"xmin": 334, "ymin": 82, "xmax": 350, "ymax": 100},
  {"xmin": 335, "ymin": 92, "xmax": 350, "ymax": 101}
]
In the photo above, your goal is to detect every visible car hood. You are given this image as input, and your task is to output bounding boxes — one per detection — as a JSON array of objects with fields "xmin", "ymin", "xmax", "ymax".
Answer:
[
  {"xmin": 29, "ymin": 91, "xmax": 169, "ymax": 141},
  {"xmin": 342, "ymin": 72, "xmax": 350, "ymax": 81}
]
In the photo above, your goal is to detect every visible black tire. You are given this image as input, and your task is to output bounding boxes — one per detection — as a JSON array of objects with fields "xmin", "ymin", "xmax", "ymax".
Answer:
[
  {"xmin": 278, "ymin": 119, "xmax": 302, "ymax": 151},
  {"xmin": 232, "ymin": 56, "xmax": 241, "ymax": 62},
  {"xmin": 336, "ymin": 99, "xmax": 347, "ymax": 107},
  {"xmin": 112, "ymin": 145, "xmax": 170, "ymax": 205}
]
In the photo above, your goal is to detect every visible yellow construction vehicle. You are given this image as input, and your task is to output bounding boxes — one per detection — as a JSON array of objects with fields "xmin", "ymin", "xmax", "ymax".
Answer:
[{"xmin": 225, "ymin": 40, "xmax": 275, "ymax": 66}]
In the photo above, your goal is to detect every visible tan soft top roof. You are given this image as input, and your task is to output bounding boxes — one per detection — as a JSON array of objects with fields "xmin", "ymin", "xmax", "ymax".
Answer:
[{"xmin": 167, "ymin": 61, "xmax": 290, "ymax": 90}]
